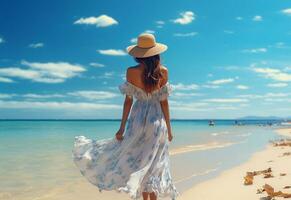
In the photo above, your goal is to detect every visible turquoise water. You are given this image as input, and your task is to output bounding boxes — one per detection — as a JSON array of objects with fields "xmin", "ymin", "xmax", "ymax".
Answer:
[{"xmin": 0, "ymin": 120, "xmax": 282, "ymax": 199}]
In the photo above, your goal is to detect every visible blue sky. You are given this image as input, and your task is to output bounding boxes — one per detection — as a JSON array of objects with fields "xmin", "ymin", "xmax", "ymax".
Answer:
[{"xmin": 1, "ymin": 0, "xmax": 291, "ymax": 119}]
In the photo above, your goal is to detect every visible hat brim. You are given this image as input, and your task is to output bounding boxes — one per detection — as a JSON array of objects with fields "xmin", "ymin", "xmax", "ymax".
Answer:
[{"xmin": 126, "ymin": 43, "xmax": 168, "ymax": 58}]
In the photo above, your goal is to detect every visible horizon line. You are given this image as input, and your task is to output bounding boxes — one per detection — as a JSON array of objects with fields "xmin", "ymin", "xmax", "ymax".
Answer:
[{"xmin": 0, "ymin": 118, "xmax": 287, "ymax": 121}]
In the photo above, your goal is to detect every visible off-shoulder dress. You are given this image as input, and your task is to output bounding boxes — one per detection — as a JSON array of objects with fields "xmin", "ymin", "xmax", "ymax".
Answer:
[{"xmin": 72, "ymin": 81, "xmax": 179, "ymax": 200}]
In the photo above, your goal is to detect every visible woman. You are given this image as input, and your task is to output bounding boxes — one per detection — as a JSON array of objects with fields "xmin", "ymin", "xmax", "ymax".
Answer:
[{"xmin": 72, "ymin": 33, "xmax": 179, "ymax": 200}]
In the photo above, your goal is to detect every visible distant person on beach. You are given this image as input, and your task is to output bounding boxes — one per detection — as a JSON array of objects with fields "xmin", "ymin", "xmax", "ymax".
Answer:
[
  {"xmin": 72, "ymin": 33, "xmax": 179, "ymax": 200},
  {"xmin": 209, "ymin": 120, "xmax": 215, "ymax": 126}
]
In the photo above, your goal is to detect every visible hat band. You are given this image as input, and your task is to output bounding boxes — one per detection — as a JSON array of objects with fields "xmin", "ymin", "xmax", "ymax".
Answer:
[{"xmin": 137, "ymin": 43, "xmax": 156, "ymax": 49}]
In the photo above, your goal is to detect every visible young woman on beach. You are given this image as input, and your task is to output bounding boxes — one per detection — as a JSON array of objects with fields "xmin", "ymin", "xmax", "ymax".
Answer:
[{"xmin": 72, "ymin": 33, "xmax": 179, "ymax": 200}]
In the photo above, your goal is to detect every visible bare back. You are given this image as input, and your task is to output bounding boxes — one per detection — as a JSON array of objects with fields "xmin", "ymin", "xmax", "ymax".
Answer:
[{"xmin": 126, "ymin": 64, "xmax": 168, "ymax": 93}]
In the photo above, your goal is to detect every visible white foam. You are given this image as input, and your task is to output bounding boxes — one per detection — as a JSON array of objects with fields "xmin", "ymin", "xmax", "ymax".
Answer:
[
  {"xmin": 211, "ymin": 131, "xmax": 230, "ymax": 136},
  {"xmin": 169, "ymin": 142, "xmax": 237, "ymax": 156}
]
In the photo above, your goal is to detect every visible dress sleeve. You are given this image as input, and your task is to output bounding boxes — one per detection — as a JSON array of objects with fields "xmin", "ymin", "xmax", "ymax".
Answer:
[
  {"xmin": 158, "ymin": 82, "xmax": 173, "ymax": 101},
  {"xmin": 118, "ymin": 81, "xmax": 134, "ymax": 98}
]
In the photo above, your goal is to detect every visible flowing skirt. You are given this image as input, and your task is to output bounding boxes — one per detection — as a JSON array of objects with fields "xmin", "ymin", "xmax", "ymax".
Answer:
[{"xmin": 72, "ymin": 101, "xmax": 179, "ymax": 200}]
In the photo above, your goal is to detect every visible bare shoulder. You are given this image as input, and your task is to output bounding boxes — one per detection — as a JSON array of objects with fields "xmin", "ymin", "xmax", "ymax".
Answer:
[
  {"xmin": 160, "ymin": 65, "xmax": 168, "ymax": 73},
  {"xmin": 160, "ymin": 65, "xmax": 169, "ymax": 85},
  {"xmin": 126, "ymin": 65, "xmax": 139, "ymax": 82},
  {"xmin": 126, "ymin": 65, "xmax": 138, "ymax": 73}
]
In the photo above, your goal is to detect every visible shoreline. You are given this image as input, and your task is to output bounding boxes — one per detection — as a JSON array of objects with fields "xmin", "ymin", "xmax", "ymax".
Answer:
[
  {"xmin": 0, "ymin": 125, "xmax": 287, "ymax": 200},
  {"xmin": 178, "ymin": 127, "xmax": 291, "ymax": 199}
]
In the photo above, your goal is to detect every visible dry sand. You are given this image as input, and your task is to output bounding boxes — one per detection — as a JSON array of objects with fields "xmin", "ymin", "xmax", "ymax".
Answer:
[
  {"xmin": 276, "ymin": 127, "xmax": 291, "ymax": 138},
  {"xmin": 179, "ymin": 128, "xmax": 291, "ymax": 200}
]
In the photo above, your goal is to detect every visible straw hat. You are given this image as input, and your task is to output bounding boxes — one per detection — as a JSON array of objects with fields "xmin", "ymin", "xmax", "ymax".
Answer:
[{"xmin": 126, "ymin": 33, "xmax": 168, "ymax": 58}]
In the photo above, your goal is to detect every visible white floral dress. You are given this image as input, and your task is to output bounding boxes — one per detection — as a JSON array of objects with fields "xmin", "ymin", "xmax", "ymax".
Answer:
[{"xmin": 72, "ymin": 81, "xmax": 179, "ymax": 200}]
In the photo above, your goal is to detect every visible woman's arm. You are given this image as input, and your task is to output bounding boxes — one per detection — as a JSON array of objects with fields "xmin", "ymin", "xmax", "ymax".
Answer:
[
  {"xmin": 160, "ymin": 99, "xmax": 173, "ymax": 142},
  {"xmin": 115, "ymin": 70, "xmax": 134, "ymax": 141},
  {"xmin": 116, "ymin": 95, "xmax": 133, "ymax": 141},
  {"xmin": 120, "ymin": 95, "xmax": 133, "ymax": 130},
  {"xmin": 159, "ymin": 68, "xmax": 173, "ymax": 142}
]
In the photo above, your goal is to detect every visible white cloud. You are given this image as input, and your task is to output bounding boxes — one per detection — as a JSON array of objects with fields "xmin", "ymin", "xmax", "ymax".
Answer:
[
  {"xmin": 214, "ymin": 106, "xmax": 239, "ymax": 110},
  {"xmin": 209, "ymin": 78, "xmax": 234, "ymax": 85},
  {"xmin": 237, "ymin": 94, "xmax": 261, "ymax": 99},
  {"xmin": 203, "ymin": 84, "xmax": 220, "ymax": 89},
  {"xmin": 264, "ymin": 93, "xmax": 289, "ymax": 97},
  {"xmin": 256, "ymin": 93, "xmax": 290, "ymax": 103},
  {"xmin": 172, "ymin": 83, "xmax": 199, "ymax": 90},
  {"xmin": 172, "ymin": 92, "xmax": 203, "ymax": 97},
  {"xmin": 0, "ymin": 100, "xmax": 121, "ymax": 110},
  {"xmin": 23, "ymin": 94, "xmax": 64, "ymax": 99},
  {"xmin": 98, "ymin": 49, "xmax": 127, "ymax": 56},
  {"xmin": 4, "ymin": 90, "xmax": 119, "ymax": 100},
  {"xmin": 273, "ymin": 42, "xmax": 286, "ymax": 49},
  {"xmin": 156, "ymin": 21, "xmax": 165, "ymax": 25},
  {"xmin": 242, "ymin": 48, "xmax": 267, "ymax": 53},
  {"xmin": 156, "ymin": 21, "xmax": 165, "ymax": 28},
  {"xmin": 0, "ymin": 67, "xmax": 40, "ymax": 80},
  {"xmin": 99, "ymin": 71, "xmax": 115, "ymax": 79},
  {"xmin": 74, "ymin": 15, "xmax": 118, "ymax": 27},
  {"xmin": 120, "ymin": 73, "xmax": 126, "ymax": 80},
  {"xmin": 21, "ymin": 60, "xmax": 85, "ymax": 79},
  {"xmin": 267, "ymin": 83, "xmax": 288, "ymax": 88},
  {"xmin": 0, "ymin": 60, "xmax": 86, "ymax": 83},
  {"xmin": 170, "ymin": 100, "xmax": 249, "ymax": 111},
  {"xmin": 281, "ymin": 8, "xmax": 291, "ymax": 16},
  {"xmin": 143, "ymin": 30, "xmax": 155, "ymax": 34},
  {"xmin": 29, "ymin": 43, "xmax": 44, "ymax": 48},
  {"xmin": 253, "ymin": 15, "xmax": 263, "ymax": 21},
  {"xmin": 68, "ymin": 91, "xmax": 118, "ymax": 100},
  {"xmin": 252, "ymin": 67, "xmax": 291, "ymax": 82},
  {"xmin": 266, "ymin": 42, "xmax": 289, "ymax": 49},
  {"xmin": 173, "ymin": 32, "xmax": 198, "ymax": 37},
  {"xmin": 172, "ymin": 11, "xmax": 195, "ymax": 25},
  {"xmin": 238, "ymin": 92, "xmax": 290, "ymax": 99},
  {"xmin": 236, "ymin": 85, "xmax": 249, "ymax": 90},
  {"xmin": 264, "ymin": 98, "xmax": 288, "ymax": 102},
  {"xmin": 89, "ymin": 62, "xmax": 105, "ymax": 68},
  {"xmin": 236, "ymin": 17, "xmax": 243, "ymax": 20},
  {"xmin": 130, "ymin": 38, "xmax": 137, "ymax": 43},
  {"xmin": 0, "ymin": 77, "xmax": 14, "ymax": 83},
  {"xmin": 204, "ymin": 98, "xmax": 249, "ymax": 103}
]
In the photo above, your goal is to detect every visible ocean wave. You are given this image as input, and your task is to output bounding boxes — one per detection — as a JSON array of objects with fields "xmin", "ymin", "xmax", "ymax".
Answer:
[
  {"xmin": 211, "ymin": 131, "xmax": 252, "ymax": 138},
  {"xmin": 169, "ymin": 141, "xmax": 237, "ymax": 156},
  {"xmin": 211, "ymin": 131, "xmax": 230, "ymax": 136},
  {"xmin": 236, "ymin": 132, "xmax": 252, "ymax": 137}
]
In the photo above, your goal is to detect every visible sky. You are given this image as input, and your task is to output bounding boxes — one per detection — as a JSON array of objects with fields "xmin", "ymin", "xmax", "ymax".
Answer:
[{"xmin": 1, "ymin": 0, "xmax": 291, "ymax": 119}]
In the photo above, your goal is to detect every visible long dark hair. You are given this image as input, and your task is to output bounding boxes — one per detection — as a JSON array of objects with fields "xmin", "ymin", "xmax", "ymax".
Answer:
[{"xmin": 134, "ymin": 54, "xmax": 163, "ymax": 93}]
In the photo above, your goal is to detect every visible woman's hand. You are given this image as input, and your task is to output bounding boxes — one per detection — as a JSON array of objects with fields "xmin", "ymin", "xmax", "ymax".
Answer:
[
  {"xmin": 168, "ymin": 129, "xmax": 173, "ymax": 142},
  {"xmin": 115, "ymin": 127, "xmax": 124, "ymax": 141}
]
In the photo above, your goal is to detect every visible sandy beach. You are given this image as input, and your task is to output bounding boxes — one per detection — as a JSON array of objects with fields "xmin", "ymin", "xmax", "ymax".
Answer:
[
  {"xmin": 25, "ymin": 127, "xmax": 288, "ymax": 200},
  {"xmin": 0, "ymin": 122, "xmax": 285, "ymax": 200},
  {"xmin": 179, "ymin": 127, "xmax": 291, "ymax": 200}
]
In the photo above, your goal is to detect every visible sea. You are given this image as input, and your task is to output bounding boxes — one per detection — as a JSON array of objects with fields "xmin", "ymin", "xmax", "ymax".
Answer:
[{"xmin": 0, "ymin": 119, "xmax": 284, "ymax": 200}]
